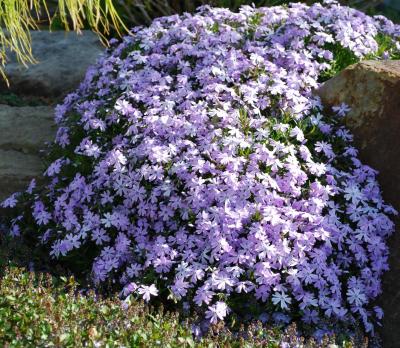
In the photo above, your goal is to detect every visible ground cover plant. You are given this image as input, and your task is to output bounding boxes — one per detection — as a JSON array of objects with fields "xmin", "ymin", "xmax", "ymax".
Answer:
[
  {"xmin": 2, "ymin": 0, "xmax": 400, "ymax": 342},
  {"xmin": 0, "ymin": 266, "xmax": 364, "ymax": 347}
]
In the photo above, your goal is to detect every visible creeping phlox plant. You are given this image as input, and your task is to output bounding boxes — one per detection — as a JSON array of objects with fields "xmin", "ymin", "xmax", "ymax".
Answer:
[{"xmin": 3, "ymin": 0, "xmax": 400, "ymax": 336}]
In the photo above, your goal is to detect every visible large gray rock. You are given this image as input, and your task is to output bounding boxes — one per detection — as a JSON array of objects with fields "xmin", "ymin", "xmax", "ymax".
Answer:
[
  {"xmin": 317, "ymin": 60, "xmax": 400, "ymax": 348},
  {"xmin": 1, "ymin": 30, "xmax": 103, "ymax": 98},
  {"xmin": 0, "ymin": 105, "xmax": 56, "ymax": 201}
]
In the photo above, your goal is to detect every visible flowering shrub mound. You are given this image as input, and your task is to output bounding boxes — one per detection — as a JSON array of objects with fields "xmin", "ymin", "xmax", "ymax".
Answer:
[{"xmin": 3, "ymin": 0, "xmax": 400, "ymax": 335}]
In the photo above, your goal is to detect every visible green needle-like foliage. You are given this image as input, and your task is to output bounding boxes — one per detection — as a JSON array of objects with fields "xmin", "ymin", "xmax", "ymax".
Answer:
[{"xmin": 0, "ymin": 0, "xmax": 127, "ymax": 85}]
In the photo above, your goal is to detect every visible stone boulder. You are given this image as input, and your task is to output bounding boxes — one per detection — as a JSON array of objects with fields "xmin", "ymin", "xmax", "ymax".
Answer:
[
  {"xmin": 317, "ymin": 60, "xmax": 400, "ymax": 348},
  {"xmin": 316, "ymin": 60, "xmax": 400, "ymax": 208},
  {"xmin": 1, "ymin": 30, "xmax": 103, "ymax": 98},
  {"xmin": 0, "ymin": 105, "xmax": 56, "ymax": 201}
]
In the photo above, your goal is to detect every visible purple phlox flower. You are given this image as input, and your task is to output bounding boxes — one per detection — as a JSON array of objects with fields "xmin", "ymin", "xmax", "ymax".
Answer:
[
  {"xmin": 290, "ymin": 126, "xmax": 305, "ymax": 142},
  {"xmin": 1, "ymin": 193, "xmax": 19, "ymax": 208},
  {"xmin": 194, "ymin": 286, "xmax": 215, "ymax": 306},
  {"xmin": 272, "ymin": 291, "xmax": 292, "ymax": 310},
  {"xmin": 122, "ymin": 282, "xmax": 138, "ymax": 297},
  {"xmin": 332, "ymin": 103, "xmax": 351, "ymax": 117},
  {"xmin": 206, "ymin": 301, "xmax": 229, "ymax": 324},
  {"xmin": 171, "ymin": 278, "xmax": 190, "ymax": 299},
  {"xmin": 347, "ymin": 287, "xmax": 367, "ymax": 307},
  {"xmin": 138, "ymin": 284, "xmax": 159, "ymax": 302}
]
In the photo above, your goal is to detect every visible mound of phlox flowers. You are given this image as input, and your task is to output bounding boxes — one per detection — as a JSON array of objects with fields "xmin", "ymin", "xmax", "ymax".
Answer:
[{"xmin": 3, "ymin": 0, "xmax": 400, "ymax": 335}]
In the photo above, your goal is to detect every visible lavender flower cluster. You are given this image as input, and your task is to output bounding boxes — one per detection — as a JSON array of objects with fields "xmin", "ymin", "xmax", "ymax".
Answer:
[{"xmin": 3, "ymin": 0, "xmax": 400, "ymax": 334}]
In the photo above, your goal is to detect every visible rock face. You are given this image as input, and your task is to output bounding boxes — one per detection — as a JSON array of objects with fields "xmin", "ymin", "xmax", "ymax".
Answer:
[
  {"xmin": 1, "ymin": 30, "xmax": 103, "ymax": 98},
  {"xmin": 0, "ymin": 106, "xmax": 56, "ymax": 201},
  {"xmin": 317, "ymin": 60, "xmax": 400, "ymax": 348}
]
